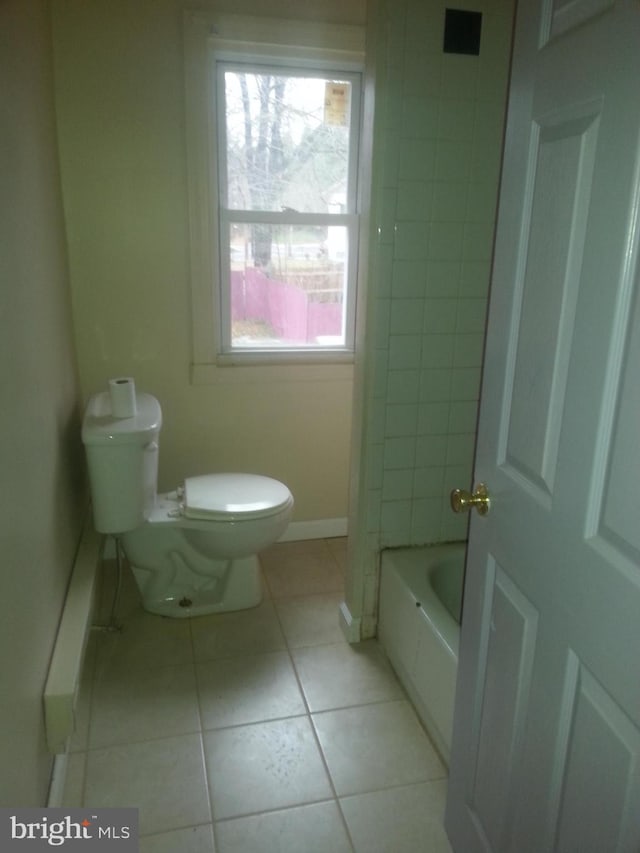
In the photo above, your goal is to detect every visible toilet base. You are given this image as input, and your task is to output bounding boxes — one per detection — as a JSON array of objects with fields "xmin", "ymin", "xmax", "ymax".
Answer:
[{"xmin": 130, "ymin": 554, "xmax": 263, "ymax": 618}]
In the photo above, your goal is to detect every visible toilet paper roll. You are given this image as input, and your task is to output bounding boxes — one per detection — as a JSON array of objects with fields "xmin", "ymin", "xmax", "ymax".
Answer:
[{"xmin": 108, "ymin": 377, "xmax": 137, "ymax": 418}]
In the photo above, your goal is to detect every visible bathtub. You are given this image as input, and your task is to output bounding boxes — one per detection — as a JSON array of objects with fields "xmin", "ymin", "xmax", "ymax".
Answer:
[{"xmin": 378, "ymin": 542, "xmax": 466, "ymax": 764}]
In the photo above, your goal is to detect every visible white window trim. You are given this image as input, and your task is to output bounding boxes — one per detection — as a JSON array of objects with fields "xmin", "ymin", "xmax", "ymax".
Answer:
[{"xmin": 183, "ymin": 11, "xmax": 366, "ymax": 380}]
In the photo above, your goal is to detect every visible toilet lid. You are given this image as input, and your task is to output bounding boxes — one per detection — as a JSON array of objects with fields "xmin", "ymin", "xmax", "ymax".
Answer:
[{"xmin": 182, "ymin": 473, "xmax": 293, "ymax": 521}]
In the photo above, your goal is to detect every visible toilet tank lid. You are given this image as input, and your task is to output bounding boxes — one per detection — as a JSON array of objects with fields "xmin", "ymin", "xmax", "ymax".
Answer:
[
  {"xmin": 183, "ymin": 473, "xmax": 293, "ymax": 521},
  {"xmin": 82, "ymin": 391, "xmax": 162, "ymax": 445}
]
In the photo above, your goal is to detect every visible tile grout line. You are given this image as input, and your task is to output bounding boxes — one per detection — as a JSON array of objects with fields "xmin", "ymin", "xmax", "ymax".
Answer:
[
  {"xmin": 269, "ymin": 538, "xmax": 358, "ymax": 852},
  {"xmin": 187, "ymin": 610, "xmax": 218, "ymax": 847},
  {"xmin": 189, "ymin": 538, "xmax": 354, "ymax": 847}
]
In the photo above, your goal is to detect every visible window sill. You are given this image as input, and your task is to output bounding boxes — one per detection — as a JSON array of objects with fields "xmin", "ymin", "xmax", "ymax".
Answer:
[
  {"xmin": 218, "ymin": 347, "xmax": 355, "ymax": 366},
  {"xmin": 191, "ymin": 355, "xmax": 355, "ymax": 385}
]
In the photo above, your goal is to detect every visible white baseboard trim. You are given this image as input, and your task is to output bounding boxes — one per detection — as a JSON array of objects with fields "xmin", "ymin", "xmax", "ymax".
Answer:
[
  {"xmin": 279, "ymin": 517, "xmax": 348, "ymax": 542},
  {"xmin": 339, "ymin": 600, "xmax": 361, "ymax": 644},
  {"xmin": 44, "ymin": 523, "xmax": 102, "ymax": 755}
]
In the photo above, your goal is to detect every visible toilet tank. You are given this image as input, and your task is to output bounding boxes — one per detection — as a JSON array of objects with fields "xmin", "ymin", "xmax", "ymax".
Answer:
[{"xmin": 82, "ymin": 391, "xmax": 162, "ymax": 534}]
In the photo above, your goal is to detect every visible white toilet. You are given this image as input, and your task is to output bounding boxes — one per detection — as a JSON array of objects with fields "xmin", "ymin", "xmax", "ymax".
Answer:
[{"xmin": 81, "ymin": 389, "xmax": 294, "ymax": 617}]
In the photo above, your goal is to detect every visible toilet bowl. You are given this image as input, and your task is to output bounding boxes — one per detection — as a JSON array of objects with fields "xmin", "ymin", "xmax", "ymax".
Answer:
[
  {"xmin": 82, "ymin": 388, "xmax": 294, "ymax": 618},
  {"xmin": 122, "ymin": 475, "xmax": 293, "ymax": 617}
]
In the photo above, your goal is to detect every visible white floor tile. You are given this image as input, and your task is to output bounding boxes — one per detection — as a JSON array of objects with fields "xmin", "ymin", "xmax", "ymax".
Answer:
[
  {"xmin": 313, "ymin": 700, "xmax": 446, "ymax": 796},
  {"xmin": 61, "ymin": 752, "xmax": 86, "ymax": 807},
  {"xmin": 94, "ymin": 610, "xmax": 193, "ymax": 675},
  {"xmin": 215, "ymin": 801, "xmax": 352, "ymax": 853},
  {"xmin": 191, "ymin": 600, "xmax": 286, "ymax": 662},
  {"xmin": 341, "ymin": 781, "xmax": 453, "ymax": 853},
  {"xmin": 72, "ymin": 538, "xmax": 452, "ymax": 851},
  {"xmin": 326, "ymin": 537, "xmax": 348, "ymax": 573},
  {"xmin": 275, "ymin": 592, "xmax": 346, "ymax": 648},
  {"xmin": 84, "ymin": 734, "xmax": 211, "ymax": 836},
  {"xmin": 203, "ymin": 717, "xmax": 333, "ymax": 820},
  {"xmin": 292, "ymin": 640, "xmax": 404, "ymax": 712},
  {"xmin": 139, "ymin": 824, "xmax": 216, "ymax": 853},
  {"xmin": 263, "ymin": 539, "xmax": 332, "ymax": 560},
  {"xmin": 90, "ymin": 663, "xmax": 201, "ymax": 748},
  {"xmin": 196, "ymin": 651, "xmax": 306, "ymax": 730},
  {"xmin": 261, "ymin": 541, "xmax": 344, "ymax": 598}
]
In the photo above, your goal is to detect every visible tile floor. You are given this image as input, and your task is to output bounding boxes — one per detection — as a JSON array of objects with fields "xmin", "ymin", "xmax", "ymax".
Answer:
[{"xmin": 63, "ymin": 538, "xmax": 453, "ymax": 852}]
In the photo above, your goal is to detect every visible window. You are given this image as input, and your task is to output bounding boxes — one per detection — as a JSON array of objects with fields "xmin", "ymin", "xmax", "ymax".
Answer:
[
  {"xmin": 184, "ymin": 13, "xmax": 365, "ymax": 372},
  {"xmin": 219, "ymin": 65, "xmax": 360, "ymax": 353}
]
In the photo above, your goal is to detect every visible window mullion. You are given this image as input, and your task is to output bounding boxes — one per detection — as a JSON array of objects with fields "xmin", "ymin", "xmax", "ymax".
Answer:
[{"xmin": 221, "ymin": 209, "xmax": 357, "ymax": 228}]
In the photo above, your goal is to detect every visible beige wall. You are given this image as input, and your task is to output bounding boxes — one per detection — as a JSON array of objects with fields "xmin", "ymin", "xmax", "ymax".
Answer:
[
  {"xmin": 52, "ymin": 0, "xmax": 365, "ymax": 521},
  {"xmin": 0, "ymin": 0, "xmax": 87, "ymax": 805}
]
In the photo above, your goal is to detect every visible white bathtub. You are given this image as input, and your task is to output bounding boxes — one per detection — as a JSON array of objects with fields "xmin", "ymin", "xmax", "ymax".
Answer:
[{"xmin": 378, "ymin": 542, "xmax": 466, "ymax": 763}]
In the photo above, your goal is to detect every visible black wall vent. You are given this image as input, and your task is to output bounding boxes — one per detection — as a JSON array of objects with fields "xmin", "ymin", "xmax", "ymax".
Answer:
[{"xmin": 443, "ymin": 9, "xmax": 482, "ymax": 56}]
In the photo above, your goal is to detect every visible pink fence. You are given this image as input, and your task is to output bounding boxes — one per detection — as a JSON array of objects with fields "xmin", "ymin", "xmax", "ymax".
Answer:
[{"xmin": 231, "ymin": 268, "xmax": 343, "ymax": 344}]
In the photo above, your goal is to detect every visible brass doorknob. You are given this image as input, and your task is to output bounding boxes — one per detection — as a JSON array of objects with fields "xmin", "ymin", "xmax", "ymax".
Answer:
[{"xmin": 450, "ymin": 483, "xmax": 490, "ymax": 516}]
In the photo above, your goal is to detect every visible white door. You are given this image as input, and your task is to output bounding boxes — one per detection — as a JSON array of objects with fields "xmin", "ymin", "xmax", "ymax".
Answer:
[{"xmin": 445, "ymin": 1, "xmax": 640, "ymax": 851}]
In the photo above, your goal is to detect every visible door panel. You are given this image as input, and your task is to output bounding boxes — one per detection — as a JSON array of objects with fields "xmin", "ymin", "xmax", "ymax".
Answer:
[
  {"xmin": 469, "ymin": 564, "xmax": 539, "ymax": 851},
  {"xmin": 600, "ymin": 285, "xmax": 640, "ymax": 559},
  {"xmin": 552, "ymin": 655, "xmax": 640, "ymax": 852},
  {"xmin": 545, "ymin": 0, "xmax": 616, "ymax": 44},
  {"xmin": 446, "ymin": 1, "xmax": 640, "ymax": 850},
  {"xmin": 505, "ymin": 104, "xmax": 600, "ymax": 500}
]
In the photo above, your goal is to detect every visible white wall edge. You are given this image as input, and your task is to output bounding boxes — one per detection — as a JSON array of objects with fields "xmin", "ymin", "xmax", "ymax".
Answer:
[
  {"xmin": 279, "ymin": 517, "xmax": 348, "ymax": 542},
  {"xmin": 339, "ymin": 600, "xmax": 361, "ymax": 644},
  {"xmin": 47, "ymin": 752, "xmax": 68, "ymax": 807}
]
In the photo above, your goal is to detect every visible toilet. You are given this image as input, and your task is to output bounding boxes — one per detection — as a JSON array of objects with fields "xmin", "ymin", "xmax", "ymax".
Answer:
[{"xmin": 81, "ymin": 389, "xmax": 294, "ymax": 617}]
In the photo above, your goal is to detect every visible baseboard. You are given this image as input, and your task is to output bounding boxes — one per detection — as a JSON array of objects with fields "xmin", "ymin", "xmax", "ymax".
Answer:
[
  {"xmin": 279, "ymin": 517, "xmax": 348, "ymax": 542},
  {"xmin": 44, "ymin": 521, "xmax": 102, "ymax": 754},
  {"xmin": 339, "ymin": 600, "xmax": 361, "ymax": 643}
]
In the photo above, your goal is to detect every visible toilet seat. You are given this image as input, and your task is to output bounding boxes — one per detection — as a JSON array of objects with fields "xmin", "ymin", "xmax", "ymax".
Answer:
[{"xmin": 182, "ymin": 473, "xmax": 293, "ymax": 522}]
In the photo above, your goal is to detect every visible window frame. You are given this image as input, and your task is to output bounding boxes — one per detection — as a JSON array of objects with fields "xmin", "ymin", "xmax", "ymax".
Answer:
[{"xmin": 183, "ymin": 12, "xmax": 366, "ymax": 374}]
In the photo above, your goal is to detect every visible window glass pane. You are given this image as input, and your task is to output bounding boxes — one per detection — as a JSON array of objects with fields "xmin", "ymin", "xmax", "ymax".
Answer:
[
  {"xmin": 228, "ymin": 222, "xmax": 347, "ymax": 348},
  {"xmin": 223, "ymin": 70, "xmax": 352, "ymax": 214}
]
